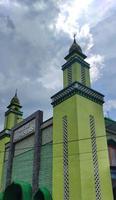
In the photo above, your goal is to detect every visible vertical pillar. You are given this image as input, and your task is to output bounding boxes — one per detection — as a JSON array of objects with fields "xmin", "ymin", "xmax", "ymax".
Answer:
[
  {"xmin": 63, "ymin": 116, "xmax": 69, "ymax": 200},
  {"xmin": 6, "ymin": 130, "xmax": 14, "ymax": 187},
  {"xmin": 32, "ymin": 111, "xmax": 43, "ymax": 194}
]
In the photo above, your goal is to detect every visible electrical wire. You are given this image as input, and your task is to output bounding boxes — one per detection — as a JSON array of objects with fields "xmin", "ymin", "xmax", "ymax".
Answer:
[{"xmin": 0, "ymin": 134, "xmax": 109, "ymax": 154}]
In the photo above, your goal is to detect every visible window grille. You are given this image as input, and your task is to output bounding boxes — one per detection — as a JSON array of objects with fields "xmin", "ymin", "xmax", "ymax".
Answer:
[
  {"xmin": 63, "ymin": 116, "xmax": 69, "ymax": 200},
  {"xmin": 89, "ymin": 115, "xmax": 102, "ymax": 200},
  {"xmin": 67, "ymin": 67, "xmax": 72, "ymax": 85},
  {"xmin": 81, "ymin": 66, "xmax": 86, "ymax": 85}
]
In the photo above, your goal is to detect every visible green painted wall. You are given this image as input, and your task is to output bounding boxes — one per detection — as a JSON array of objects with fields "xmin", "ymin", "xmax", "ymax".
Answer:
[
  {"xmin": 12, "ymin": 142, "xmax": 52, "ymax": 193},
  {"xmin": 0, "ymin": 137, "xmax": 9, "ymax": 191},
  {"xmin": 12, "ymin": 149, "xmax": 34, "ymax": 184},
  {"xmin": 39, "ymin": 143, "xmax": 52, "ymax": 194},
  {"xmin": 53, "ymin": 95, "xmax": 113, "ymax": 200}
]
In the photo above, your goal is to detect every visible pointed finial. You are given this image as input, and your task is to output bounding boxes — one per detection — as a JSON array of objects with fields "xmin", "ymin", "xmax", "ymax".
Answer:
[
  {"xmin": 73, "ymin": 33, "xmax": 77, "ymax": 43},
  {"xmin": 15, "ymin": 89, "xmax": 18, "ymax": 97}
]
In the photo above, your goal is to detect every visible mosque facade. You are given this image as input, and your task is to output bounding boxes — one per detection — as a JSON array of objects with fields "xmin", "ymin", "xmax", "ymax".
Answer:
[{"xmin": 0, "ymin": 38, "xmax": 116, "ymax": 200}]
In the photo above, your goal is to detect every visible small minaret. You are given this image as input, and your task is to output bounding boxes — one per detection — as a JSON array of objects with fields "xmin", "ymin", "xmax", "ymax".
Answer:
[{"xmin": 4, "ymin": 90, "xmax": 23, "ymax": 130}]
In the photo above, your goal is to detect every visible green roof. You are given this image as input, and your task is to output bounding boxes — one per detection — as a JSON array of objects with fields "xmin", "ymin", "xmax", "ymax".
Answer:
[{"xmin": 105, "ymin": 117, "xmax": 116, "ymax": 133}]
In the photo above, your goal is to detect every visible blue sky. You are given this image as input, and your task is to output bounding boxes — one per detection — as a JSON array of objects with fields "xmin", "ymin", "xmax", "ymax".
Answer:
[{"xmin": 0, "ymin": 0, "xmax": 116, "ymax": 129}]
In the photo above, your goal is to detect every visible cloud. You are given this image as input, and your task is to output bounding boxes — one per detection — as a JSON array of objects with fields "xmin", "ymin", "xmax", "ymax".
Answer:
[
  {"xmin": 55, "ymin": 0, "xmax": 93, "ymax": 37},
  {"xmin": 104, "ymin": 100, "xmax": 116, "ymax": 112},
  {"xmin": 86, "ymin": 54, "xmax": 104, "ymax": 82},
  {"xmin": 0, "ymin": 0, "xmax": 63, "ymax": 129},
  {"xmin": 0, "ymin": 0, "xmax": 116, "ymax": 130}
]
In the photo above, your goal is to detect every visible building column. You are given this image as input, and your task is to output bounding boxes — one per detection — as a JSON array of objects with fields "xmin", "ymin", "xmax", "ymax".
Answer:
[
  {"xmin": 32, "ymin": 111, "xmax": 43, "ymax": 195},
  {"xmin": 6, "ymin": 130, "xmax": 14, "ymax": 187}
]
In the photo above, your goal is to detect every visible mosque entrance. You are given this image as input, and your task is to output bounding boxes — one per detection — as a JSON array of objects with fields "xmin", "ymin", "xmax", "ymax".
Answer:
[
  {"xmin": 2, "ymin": 182, "xmax": 52, "ymax": 200},
  {"xmin": 34, "ymin": 188, "xmax": 52, "ymax": 200},
  {"xmin": 3, "ymin": 181, "xmax": 32, "ymax": 200},
  {"xmin": 3, "ymin": 183, "xmax": 22, "ymax": 200}
]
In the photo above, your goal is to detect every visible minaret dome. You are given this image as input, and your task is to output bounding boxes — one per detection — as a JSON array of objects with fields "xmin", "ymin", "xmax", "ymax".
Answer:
[{"xmin": 69, "ymin": 35, "xmax": 82, "ymax": 54}]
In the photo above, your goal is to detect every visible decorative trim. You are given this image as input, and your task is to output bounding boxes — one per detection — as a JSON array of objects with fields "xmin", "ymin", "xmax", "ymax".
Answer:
[
  {"xmin": 62, "ymin": 56, "xmax": 90, "ymax": 70},
  {"xmin": 5, "ymin": 109, "xmax": 23, "ymax": 117},
  {"xmin": 63, "ymin": 116, "xmax": 69, "ymax": 200},
  {"xmin": 67, "ymin": 66, "xmax": 72, "ymax": 85},
  {"xmin": 0, "ymin": 130, "xmax": 10, "ymax": 139},
  {"xmin": 51, "ymin": 81, "xmax": 104, "ymax": 106},
  {"xmin": 89, "ymin": 115, "xmax": 102, "ymax": 200},
  {"xmin": 81, "ymin": 65, "xmax": 86, "ymax": 85},
  {"xmin": 64, "ymin": 49, "xmax": 87, "ymax": 60}
]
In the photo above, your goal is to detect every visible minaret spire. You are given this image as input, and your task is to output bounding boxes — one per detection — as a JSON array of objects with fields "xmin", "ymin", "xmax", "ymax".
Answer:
[
  {"xmin": 73, "ymin": 33, "xmax": 77, "ymax": 43},
  {"xmin": 15, "ymin": 89, "xmax": 18, "ymax": 97}
]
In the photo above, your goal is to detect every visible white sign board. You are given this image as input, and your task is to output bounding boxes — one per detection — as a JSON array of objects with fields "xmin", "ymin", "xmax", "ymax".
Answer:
[{"xmin": 13, "ymin": 119, "xmax": 35, "ymax": 142}]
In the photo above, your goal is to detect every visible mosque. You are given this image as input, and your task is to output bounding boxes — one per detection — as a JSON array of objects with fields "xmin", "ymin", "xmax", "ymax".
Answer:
[{"xmin": 0, "ymin": 37, "xmax": 116, "ymax": 200}]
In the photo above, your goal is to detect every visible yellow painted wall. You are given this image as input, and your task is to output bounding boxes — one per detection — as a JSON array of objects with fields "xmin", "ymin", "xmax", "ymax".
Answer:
[
  {"xmin": 0, "ymin": 136, "xmax": 9, "ymax": 191},
  {"xmin": 63, "ymin": 62, "xmax": 91, "ymax": 88},
  {"xmin": 85, "ymin": 67, "xmax": 91, "ymax": 87},
  {"xmin": 4, "ymin": 112, "xmax": 22, "ymax": 130},
  {"xmin": 4, "ymin": 113, "xmax": 15, "ymax": 130},
  {"xmin": 53, "ymin": 94, "xmax": 113, "ymax": 200}
]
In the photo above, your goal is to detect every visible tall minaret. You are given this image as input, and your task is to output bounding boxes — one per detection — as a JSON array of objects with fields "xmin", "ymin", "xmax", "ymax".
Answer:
[
  {"xmin": 51, "ymin": 37, "xmax": 113, "ymax": 200},
  {"xmin": 4, "ymin": 91, "xmax": 23, "ymax": 130}
]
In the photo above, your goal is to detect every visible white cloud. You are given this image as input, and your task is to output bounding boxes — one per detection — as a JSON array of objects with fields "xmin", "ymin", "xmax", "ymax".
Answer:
[
  {"xmin": 79, "ymin": 24, "xmax": 94, "ymax": 52},
  {"xmin": 55, "ymin": 0, "xmax": 93, "ymax": 37},
  {"xmin": 33, "ymin": 1, "xmax": 47, "ymax": 11},
  {"xmin": 86, "ymin": 54, "xmax": 104, "ymax": 82},
  {"xmin": 38, "ymin": 66, "xmax": 62, "ymax": 90},
  {"xmin": 104, "ymin": 100, "xmax": 116, "ymax": 111},
  {"xmin": 0, "ymin": 0, "xmax": 116, "ymax": 129},
  {"xmin": 55, "ymin": 0, "xmax": 116, "ymax": 37},
  {"xmin": 0, "ymin": 0, "xmax": 9, "ymax": 5}
]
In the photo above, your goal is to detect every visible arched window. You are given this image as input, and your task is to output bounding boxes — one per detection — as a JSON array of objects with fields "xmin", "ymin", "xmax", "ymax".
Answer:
[{"xmin": 3, "ymin": 183, "xmax": 22, "ymax": 200}]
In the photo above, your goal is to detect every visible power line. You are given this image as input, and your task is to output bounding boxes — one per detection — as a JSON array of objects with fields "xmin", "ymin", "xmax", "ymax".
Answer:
[
  {"xmin": 3, "ymin": 147, "xmax": 108, "ymax": 163},
  {"xmin": 0, "ymin": 134, "xmax": 109, "ymax": 154}
]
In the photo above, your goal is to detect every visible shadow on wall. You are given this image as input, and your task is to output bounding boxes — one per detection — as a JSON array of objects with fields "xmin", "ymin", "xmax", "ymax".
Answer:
[{"xmin": 0, "ymin": 181, "xmax": 52, "ymax": 200}]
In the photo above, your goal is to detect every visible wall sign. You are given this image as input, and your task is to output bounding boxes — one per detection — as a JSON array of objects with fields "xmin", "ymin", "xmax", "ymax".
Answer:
[{"xmin": 13, "ymin": 119, "xmax": 35, "ymax": 142}]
